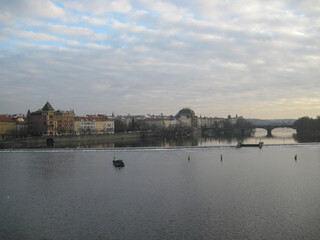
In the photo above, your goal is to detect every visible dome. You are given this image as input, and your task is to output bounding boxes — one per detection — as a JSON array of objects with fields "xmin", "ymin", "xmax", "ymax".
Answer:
[{"xmin": 176, "ymin": 108, "xmax": 195, "ymax": 119}]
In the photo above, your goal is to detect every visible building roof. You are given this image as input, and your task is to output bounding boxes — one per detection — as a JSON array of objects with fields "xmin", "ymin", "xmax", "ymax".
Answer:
[
  {"xmin": 30, "ymin": 110, "xmax": 42, "ymax": 116},
  {"xmin": 42, "ymin": 101, "xmax": 54, "ymax": 111},
  {"xmin": 0, "ymin": 115, "xmax": 15, "ymax": 122},
  {"xmin": 176, "ymin": 108, "xmax": 195, "ymax": 119},
  {"xmin": 74, "ymin": 116, "xmax": 109, "ymax": 121}
]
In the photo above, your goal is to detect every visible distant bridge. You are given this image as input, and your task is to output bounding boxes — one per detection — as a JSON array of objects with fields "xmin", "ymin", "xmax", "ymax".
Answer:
[
  {"xmin": 253, "ymin": 124, "xmax": 294, "ymax": 137},
  {"xmin": 201, "ymin": 123, "xmax": 294, "ymax": 137}
]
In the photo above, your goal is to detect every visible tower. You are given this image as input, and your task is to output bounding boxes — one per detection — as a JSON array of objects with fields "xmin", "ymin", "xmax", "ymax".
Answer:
[{"xmin": 41, "ymin": 101, "xmax": 55, "ymax": 135}]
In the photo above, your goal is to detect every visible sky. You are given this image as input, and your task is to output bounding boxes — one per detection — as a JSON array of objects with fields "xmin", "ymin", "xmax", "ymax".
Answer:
[{"xmin": 0, "ymin": 0, "xmax": 319, "ymax": 119}]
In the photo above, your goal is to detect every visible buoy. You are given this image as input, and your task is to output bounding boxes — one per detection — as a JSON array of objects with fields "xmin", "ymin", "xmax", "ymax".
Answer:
[
  {"xmin": 294, "ymin": 154, "xmax": 297, "ymax": 160},
  {"xmin": 221, "ymin": 154, "xmax": 223, "ymax": 161},
  {"xmin": 188, "ymin": 155, "xmax": 190, "ymax": 161}
]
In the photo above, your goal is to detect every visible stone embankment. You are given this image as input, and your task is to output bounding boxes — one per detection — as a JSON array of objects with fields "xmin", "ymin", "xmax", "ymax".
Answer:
[{"xmin": 0, "ymin": 132, "xmax": 144, "ymax": 149}]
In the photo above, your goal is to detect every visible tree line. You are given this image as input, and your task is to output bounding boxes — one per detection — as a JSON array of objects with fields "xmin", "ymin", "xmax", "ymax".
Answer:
[
  {"xmin": 114, "ymin": 119, "xmax": 193, "ymax": 138},
  {"xmin": 114, "ymin": 117, "xmax": 254, "ymax": 139},
  {"xmin": 203, "ymin": 118, "xmax": 254, "ymax": 137},
  {"xmin": 293, "ymin": 116, "xmax": 320, "ymax": 136}
]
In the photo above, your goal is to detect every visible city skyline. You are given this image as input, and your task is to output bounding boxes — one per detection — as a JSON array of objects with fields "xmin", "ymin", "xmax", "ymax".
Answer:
[
  {"xmin": 1, "ymin": 101, "xmax": 298, "ymax": 121},
  {"xmin": 1, "ymin": 0, "xmax": 319, "ymax": 119}
]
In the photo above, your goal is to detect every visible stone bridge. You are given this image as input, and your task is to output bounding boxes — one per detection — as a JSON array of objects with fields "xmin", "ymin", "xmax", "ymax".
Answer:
[
  {"xmin": 253, "ymin": 124, "xmax": 294, "ymax": 137},
  {"xmin": 201, "ymin": 123, "xmax": 295, "ymax": 137}
]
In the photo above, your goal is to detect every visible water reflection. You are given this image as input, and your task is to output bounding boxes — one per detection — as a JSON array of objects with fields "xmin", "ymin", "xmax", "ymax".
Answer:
[
  {"xmin": 102, "ymin": 128, "xmax": 297, "ymax": 148},
  {"xmin": 252, "ymin": 128, "xmax": 297, "ymax": 144},
  {"xmin": 52, "ymin": 128, "xmax": 298, "ymax": 148},
  {"xmin": 199, "ymin": 128, "xmax": 297, "ymax": 146},
  {"xmin": 4, "ymin": 128, "xmax": 303, "ymax": 149},
  {"xmin": 293, "ymin": 133, "xmax": 320, "ymax": 143}
]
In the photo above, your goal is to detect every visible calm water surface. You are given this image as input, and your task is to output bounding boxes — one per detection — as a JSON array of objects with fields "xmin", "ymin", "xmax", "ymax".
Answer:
[
  {"xmin": 199, "ymin": 128, "xmax": 298, "ymax": 146},
  {"xmin": 1, "ymin": 142, "xmax": 320, "ymax": 239}
]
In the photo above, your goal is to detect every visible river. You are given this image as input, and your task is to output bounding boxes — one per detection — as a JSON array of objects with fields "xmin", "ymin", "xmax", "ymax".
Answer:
[{"xmin": 1, "ymin": 128, "xmax": 320, "ymax": 239}]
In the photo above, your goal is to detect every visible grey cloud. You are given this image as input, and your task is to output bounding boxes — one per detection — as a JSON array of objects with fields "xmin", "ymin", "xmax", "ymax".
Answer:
[{"xmin": 0, "ymin": 0, "xmax": 319, "ymax": 118}]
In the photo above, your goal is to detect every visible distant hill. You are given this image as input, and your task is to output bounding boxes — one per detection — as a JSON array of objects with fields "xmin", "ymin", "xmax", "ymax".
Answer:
[{"xmin": 247, "ymin": 119, "xmax": 296, "ymax": 126}]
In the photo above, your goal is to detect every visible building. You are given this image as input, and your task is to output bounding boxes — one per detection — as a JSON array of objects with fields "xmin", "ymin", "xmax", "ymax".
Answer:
[
  {"xmin": 54, "ymin": 110, "xmax": 75, "ymax": 135},
  {"xmin": 74, "ymin": 118, "xmax": 82, "ymax": 135},
  {"xmin": 175, "ymin": 108, "xmax": 197, "ymax": 127},
  {"xmin": 74, "ymin": 117, "xmax": 95, "ymax": 135},
  {"xmin": 99, "ymin": 118, "xmax": 114, "ymax": 134},
  {"xmin": 16, "ymin": 117, "xmax": 28, "ymax": 137},
  {"xmin": 27, "ymin": 103, "xmax": 53, "ymax": 136},
  {"xmin": 228, "ymin": 115, "xmax": 239, "ymax": 125},
  {"xmin": 141, "ymin": 118, "xmax": 173, "ymax": 129},
  {"xmin": 6, "ymin": 114, "xmax": 28, "ymax": 137},
  {"xmin": 0, "ymin": 115, "xmax": 16, "ymax": 138},
  {"xmin": 92, "ymin": 116, "xmax": 114, "ymax": 134},
  {"xmin": 27, "ymin": 101, "xmax": 75, "ymax": 136},
  {"xmin": 74, "ymin": 116, "xmax": 114, "ymax": 135}
]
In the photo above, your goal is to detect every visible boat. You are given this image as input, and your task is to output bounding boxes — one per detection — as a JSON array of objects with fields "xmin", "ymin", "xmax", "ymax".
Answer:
[
  {"xmin": 237, "ymin": 142, "xmax": 264, "ymax": 148},
  {"xmin": 113, "ymin": 159, "xmax": 125, "ymax": 168}
]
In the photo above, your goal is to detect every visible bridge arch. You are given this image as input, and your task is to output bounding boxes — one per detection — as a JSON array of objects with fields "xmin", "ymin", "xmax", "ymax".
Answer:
[{"xmin": 254, "ymin": 125, "xmax": 294, "ymax": 137}]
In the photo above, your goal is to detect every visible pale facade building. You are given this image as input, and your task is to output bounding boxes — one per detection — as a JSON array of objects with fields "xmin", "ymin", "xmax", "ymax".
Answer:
[
  {"xmin": 74, "ymin": 116, "xmax": 114, "ymax": 135},
  {"xmin": 142, "ymin": 118, "xmax": 173, "ymax": 129},
  {"xmin": 197, "ymin": 117, "xmax": 215, "ymax": 128}
]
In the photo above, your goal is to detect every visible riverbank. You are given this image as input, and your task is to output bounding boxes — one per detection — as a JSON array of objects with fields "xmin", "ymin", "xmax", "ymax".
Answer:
[
  {"xmin": 0, "ymin": 132, "xmax": 146, "ymax": 149},
  {"xmin": 1, "ymin": 128, "xmax": 303, "ymax": 149},
  {"xmin": 0, "ymin": 128, "xmax": 203, "ymax": 149}
]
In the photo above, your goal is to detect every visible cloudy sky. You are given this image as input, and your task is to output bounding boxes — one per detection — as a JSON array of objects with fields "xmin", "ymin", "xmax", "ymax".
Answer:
[{"xmin": 0, "ymin": 0, "xmax": 319, "ymax": 118}]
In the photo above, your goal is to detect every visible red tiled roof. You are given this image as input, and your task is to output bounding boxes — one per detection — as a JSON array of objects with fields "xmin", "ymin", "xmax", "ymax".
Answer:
[
  {"xmin": 75, "ymin": 116, "xmax": 109, "ymax": 121},
  {"xmin": 0, "ymin": 115, "xmax": 15, "ymax": 122}
]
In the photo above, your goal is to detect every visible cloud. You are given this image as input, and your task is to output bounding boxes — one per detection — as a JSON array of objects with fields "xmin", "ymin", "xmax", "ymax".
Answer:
[
  {"xmin": 1, "ymin": 28, "xmax": 59, "ymax": 42},
  {"xmin": 45, "ymin": 24, "xmax": 105, "ymax": 40},
  {"xmin": 63, "ymin": 0, "xmax": 132, "ymax": 15},
  {"xmin": 0, "ymin": 0, "xmax": 65, "ymax": 19},
  {"xmin": 81, "ymin": 16, "xmax": 109, "ymax": 26},
  {"xmin": 111, "ymin": 19, "xmax": 148, "ymax": 33},
  {"xmin": 0, "ymin": 0, "xmax": 319, "ymax": 118}
]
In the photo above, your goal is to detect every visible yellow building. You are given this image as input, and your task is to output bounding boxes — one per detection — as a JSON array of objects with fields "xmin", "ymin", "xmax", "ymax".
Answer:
[
  {"xmin": 0, "ymin": 115, "xmax": 16, "ymax": 138},
  {"xmin": 74, "ymin": 117, "xmax": 82, "ymax": 135},
  {"xmin": 93, "ymin": 117, "xmax": 114, "ymax": 134},
  {"xmin": 95, "ymin": 119, "xmax": 105, "ymax": 134}
]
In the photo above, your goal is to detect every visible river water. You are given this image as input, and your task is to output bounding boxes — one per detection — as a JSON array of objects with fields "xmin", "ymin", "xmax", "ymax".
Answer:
[
  {"xmin": 1, "ymin": 129, "xmax": 320, "ymax": 239},
  {"xmin": 199, "ymin": 128, "xmax": 298, "ymax": 146}
]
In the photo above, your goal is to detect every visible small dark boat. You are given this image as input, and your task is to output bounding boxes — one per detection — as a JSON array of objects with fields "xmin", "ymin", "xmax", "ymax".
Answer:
[
  {"xmin": 237, "ymin": 142, "xmax": 264, "ymax": 148},
  {"xmin": 113, "ymin": 159, "xmax": 125, "ymax": 168}
]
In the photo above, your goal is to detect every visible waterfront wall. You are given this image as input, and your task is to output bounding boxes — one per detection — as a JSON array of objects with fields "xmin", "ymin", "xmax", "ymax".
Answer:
[
  {"xmin": 0, "ymin": 128, "xmax": 202, "ymax": 149},
  {"xmin": 0, "ymin": 132, "xmax": 144, "ymax": 149}
]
